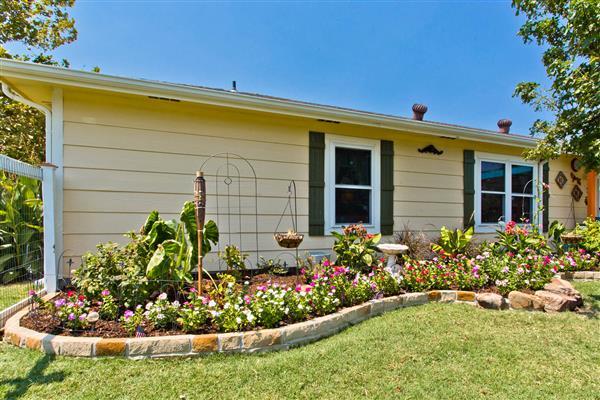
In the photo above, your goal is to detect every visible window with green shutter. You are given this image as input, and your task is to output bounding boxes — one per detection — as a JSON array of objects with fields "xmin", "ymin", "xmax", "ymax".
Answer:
[{"xmin": 309, "ymin": 132, "xmax": 394, "ymax": 236}]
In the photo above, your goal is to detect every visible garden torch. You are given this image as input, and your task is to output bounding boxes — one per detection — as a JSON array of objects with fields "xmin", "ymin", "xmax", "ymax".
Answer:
[{"xmin": 194, "ymin": 171, "xmax": 206, "ymax": 294}]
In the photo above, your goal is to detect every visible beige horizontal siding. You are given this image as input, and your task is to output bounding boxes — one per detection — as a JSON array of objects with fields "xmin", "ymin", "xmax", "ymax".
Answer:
[{"xmin": 61, "ymin": 89, "xmax": 582, "ymax": 274}]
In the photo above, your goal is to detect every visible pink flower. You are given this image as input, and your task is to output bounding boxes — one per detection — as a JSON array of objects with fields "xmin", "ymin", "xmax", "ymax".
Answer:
[
  {"xmin": 68, "ymin": 313, "xmax": 76, "ymax": 321},
  {"xmin": 322, "ymin": 260, "xmax": 331, "ymax": 267},
  {"xmin": 101, "ymin": 289, "xmax": 110, "ymax": 296},
  {"xmin": 123, "ymin": 310, "xmax": 134, "ymax": 320},
  {"xmin": 543, "ymin": 256, "xmax": 551, "ymax": 265},
  {"xmin": 28, "ymin": 290, "xmax": 37, "ymax": 297}
]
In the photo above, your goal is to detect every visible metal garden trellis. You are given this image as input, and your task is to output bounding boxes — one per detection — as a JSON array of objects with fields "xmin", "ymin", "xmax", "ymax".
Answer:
[{"xmin": 197, "ymin": 153, "xmax": 260, "ymax": 277}]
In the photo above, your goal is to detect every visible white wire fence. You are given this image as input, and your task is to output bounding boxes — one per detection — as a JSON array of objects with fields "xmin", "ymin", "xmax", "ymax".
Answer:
[{"xmin": 0, "ymin": 154, "xmax": 45, "ymax": 327}]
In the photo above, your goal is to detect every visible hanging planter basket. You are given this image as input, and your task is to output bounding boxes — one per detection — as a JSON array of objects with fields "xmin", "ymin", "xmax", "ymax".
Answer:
[
  {"xmin": 560, "ymin": 233, "xmax": 583, "ymax": 245},
  {"xmin": 274, "ymin": 230, "xmax": 304, "ymax": 249}
]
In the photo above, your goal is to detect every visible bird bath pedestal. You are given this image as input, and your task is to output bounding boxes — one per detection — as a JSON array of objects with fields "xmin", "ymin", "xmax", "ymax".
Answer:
[{"xmin": 377, "ymin": 244, "xmax": 409, "ymax": 275}]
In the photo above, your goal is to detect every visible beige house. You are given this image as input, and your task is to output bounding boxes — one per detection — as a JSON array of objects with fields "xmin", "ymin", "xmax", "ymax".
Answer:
[{"xmin": 0, "ymin": 59, "xmax": 596, "ymax": 279}]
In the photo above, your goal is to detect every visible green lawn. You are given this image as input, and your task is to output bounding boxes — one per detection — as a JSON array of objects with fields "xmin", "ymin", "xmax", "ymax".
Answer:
[
  {"xmin": 0, "ymin": 282, "xmax": 34, "ymax": 312},
  {"xmin": 1, "ymin": 282, "xmax": 598, "ymax": 400}
]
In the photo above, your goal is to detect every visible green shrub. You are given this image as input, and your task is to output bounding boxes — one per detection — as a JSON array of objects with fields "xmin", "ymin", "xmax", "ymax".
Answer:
[
  {"xmin": 431, "ymin": 226, "xmax": 474, "ymax": 256},
  {"xmin": 73, "ymin": 240, "xmax": 152, "ymax": 309},
  {"xmin": 332, "ymin": 224, "xmax": 381, "ymax": 273},
  {"xmin": 574, "ymin": 218, "xmax": 600, "ymax": 253}
]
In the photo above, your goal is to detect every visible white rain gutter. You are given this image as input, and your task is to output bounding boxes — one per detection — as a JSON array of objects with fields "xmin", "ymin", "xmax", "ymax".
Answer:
[{"xmin": 1, "ymin": 81, "xmax": 58, "ymax": 293}]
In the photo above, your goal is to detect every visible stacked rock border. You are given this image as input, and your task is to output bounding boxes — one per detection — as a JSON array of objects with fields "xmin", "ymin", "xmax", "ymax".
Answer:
[{"xmin": 2, "ymin": 273, "xmax": 594, "ymax": 359}]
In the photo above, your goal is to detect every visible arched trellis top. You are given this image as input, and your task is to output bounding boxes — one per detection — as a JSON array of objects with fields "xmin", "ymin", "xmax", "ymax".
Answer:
[{"xmin": 199, "ymin": 152, "xmax": 259, "ymax": 269}]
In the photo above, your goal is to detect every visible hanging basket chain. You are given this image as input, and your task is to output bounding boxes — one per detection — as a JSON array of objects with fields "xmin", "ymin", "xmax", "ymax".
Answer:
[{"xmin": 274, "ymin": 180, "xmax": 303, "ymax": 249}]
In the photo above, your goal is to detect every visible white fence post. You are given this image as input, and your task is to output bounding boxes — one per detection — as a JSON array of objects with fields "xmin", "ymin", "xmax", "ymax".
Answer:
[{"xmin": 41, "ymin": 163, "xmax": 58, "ymax": 293}]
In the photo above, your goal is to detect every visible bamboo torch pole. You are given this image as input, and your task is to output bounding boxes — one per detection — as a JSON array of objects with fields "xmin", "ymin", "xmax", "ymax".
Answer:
[{"xmin": 194, "ymin": 171, "xmax": 206, "ymax": 294}]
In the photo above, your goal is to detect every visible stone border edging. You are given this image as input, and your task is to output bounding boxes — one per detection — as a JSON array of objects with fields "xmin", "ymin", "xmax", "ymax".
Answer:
[
  {"xmin": 3, "ymin": 290, "xmax": 476, "ymax": 358},
  {"xmin": 557, "ymin": 271, "xmax": 600, "ymax": 281},
  {"xmin": 2, "ymin": 277, "xmax": 592, "ymax": 359}
]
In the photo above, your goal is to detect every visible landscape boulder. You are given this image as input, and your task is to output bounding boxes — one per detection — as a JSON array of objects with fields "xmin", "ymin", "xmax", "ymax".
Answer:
[
  {"xmin": 534, "ymin": 290, "xmax": 579, "ymax": 312},
  {"xmin": 507, "ymin": 291, "xmax": 544, "ymax": 311},
  {"xmin": 475, "ymin": 293, "xmax": 507, "ymax": 310},
  {"xmin": 542, "ymin": 278, "xmax": 583, "ymax": 307}
]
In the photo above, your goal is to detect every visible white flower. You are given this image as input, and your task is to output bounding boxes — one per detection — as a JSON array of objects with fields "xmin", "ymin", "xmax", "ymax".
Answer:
[
  {"xmin": 208, "ymin": 300, "xmax": 216, "ymax": 308},
  {"xmin": 224, "ymin": 303, "xmax": 230, "ymax": 309},
  {"xmin": 172, "ymin": 300, "xmax": 180, "ymax": 308},
  {"xmin": 145, "ymin": 302, "xmax": 154, "ymax": 310},
  {"xmin": 236, "ymin": 317, "xmax": 242, "ymax": 324},
  {"xmin": 157, "ymin": 313, "xmax": 165, "ymax": 320},
  {"xmin": 158, "ymin": 293, "xmax": 168, "ymax": 301}
]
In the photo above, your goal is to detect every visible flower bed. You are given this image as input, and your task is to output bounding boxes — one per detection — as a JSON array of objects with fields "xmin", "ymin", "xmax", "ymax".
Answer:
[{"xmin": 12, "ymin": 209, "xmax": 600, "ymax": 349}]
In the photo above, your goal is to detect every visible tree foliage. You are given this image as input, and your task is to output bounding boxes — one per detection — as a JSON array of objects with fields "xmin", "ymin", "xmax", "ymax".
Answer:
[
  {"xmin": 512, "ymin": 0, "xmax": 600, "ymax": 171},
  {"xmin": 0, "ymin": 0, "xmax": 77, "ymax": 165}
]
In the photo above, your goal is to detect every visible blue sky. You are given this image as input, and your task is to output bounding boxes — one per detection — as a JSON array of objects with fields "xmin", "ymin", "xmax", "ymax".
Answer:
[{"xmin": 9, "ymin": 0, "xmax": 551, "ymax": 135}]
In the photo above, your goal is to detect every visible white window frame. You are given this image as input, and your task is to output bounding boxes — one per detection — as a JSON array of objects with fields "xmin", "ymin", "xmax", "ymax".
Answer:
[
  {"xmin": 474, "ymin": 152, "xmax": 539, "ymax": 233},
  {"xmin": 324, "ymin": 134, "xmax": 380, "ymax": 234}
]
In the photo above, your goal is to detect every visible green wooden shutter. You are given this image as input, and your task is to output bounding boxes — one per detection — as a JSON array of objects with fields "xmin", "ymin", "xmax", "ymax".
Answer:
[
  {"xmin": 380, "ymin": 140, "xmax": 394, "ymax": 235},
  {"xmin": 463, "ymin": 150, "xmax": 475, "ymax": 228},
  {"xmin": 542, "ymin": 162, "xmax": 550, "ymax": 232},
  {"xmin": 309, "ymin": 131, "xmax": 325, "ymax": 236}
]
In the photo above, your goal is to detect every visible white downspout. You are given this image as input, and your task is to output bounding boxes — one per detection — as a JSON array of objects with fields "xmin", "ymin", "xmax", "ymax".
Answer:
[{"xmin": 1, "ymin": 82, "xmax": 58, "ymax": 293}]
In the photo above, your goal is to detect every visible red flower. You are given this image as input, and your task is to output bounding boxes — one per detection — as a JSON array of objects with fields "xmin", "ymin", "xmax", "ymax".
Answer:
[
  {"xmin": 78, "ymin": 294, "xmax": 85, "ymax": 301},
  {"xmin": 67, "ymin": 290, "xmax": 75, "ymax": 297}
]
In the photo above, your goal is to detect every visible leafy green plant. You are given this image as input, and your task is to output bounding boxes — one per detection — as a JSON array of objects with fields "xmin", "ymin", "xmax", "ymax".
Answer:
[
  {"xmin": 489, "ymin": 221, "xmax": 550, "ymax": 256},
  {"xmin": 548, "ymin": 220, "xmax": 566, "ymax": 254},
  {"xmin": 431, "ymin": 226, "xmax": 474, "ymax": 256},
  {"xmin": 219, "ymin": 245, "xmax": 248, "ymax": 277},
  {"xmin": 144, "ymin": 202, "xmax": 219, "ymax": 287},
  {"xmin": 258, "ymin": 257, "xmax": 288, "ymax": 275},
  {"xmin": 74, "ymin": 241, "xmax": 151, "ymax": 308},
  {"xmin": 0, "ymin": 172, "xmax": 43, "ymax": 283},
  {"xmin": 331, "ymin": 224, "xmax": 381, "ymax": 273},
  {"xmin": 574, "ymin": 218, "xmax": 600, "ymax": 253}
]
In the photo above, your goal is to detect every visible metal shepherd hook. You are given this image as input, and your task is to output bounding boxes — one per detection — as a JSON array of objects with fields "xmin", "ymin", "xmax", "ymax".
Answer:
[{"xmin": 194, "ymin": 171, "xmax": 206, "ymax": 294}]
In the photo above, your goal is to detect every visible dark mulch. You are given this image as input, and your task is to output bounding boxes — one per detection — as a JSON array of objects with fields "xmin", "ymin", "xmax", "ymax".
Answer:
[{"xmin": 247, "ymin": 273, "xmax": 303, "ymax": 294}]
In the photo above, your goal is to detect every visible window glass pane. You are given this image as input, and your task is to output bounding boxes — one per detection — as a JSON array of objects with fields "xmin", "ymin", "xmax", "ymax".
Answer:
[
  {"xmin": 512, "ymin": 165, "xmax": 534, "ymax": 194},
  {"xmin": 335, "ymin": 188, "xmax": 370, "ymax": 224},
  {"xmin": 481, "ymin": 193, "xmax": 504, "ymax": 223},
  {"xmin": 481, "ymin": 161, "xmax": 505, "ymax": 192},
  {"xmin": 512, "ymin": 196, "xmax": 533, "ymax": 222},
  {"xmin": 335, "ymin": 147, "xmax": 371, "ymax": 186}
]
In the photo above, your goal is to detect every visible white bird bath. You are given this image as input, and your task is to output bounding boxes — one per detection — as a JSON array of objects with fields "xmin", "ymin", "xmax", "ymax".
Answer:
[{"xmin": 377, "ymin": 243, "xmax": 409, "ymax": 276}]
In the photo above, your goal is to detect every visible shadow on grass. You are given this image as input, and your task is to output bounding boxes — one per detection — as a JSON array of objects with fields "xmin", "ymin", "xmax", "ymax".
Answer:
[
  {"xmin": 576, "ymin": 293, "xmax": 600, "ymax": 320},
  {"xmin": 0, "ymin": 354, "xmax": 66, "ymax": 399}
]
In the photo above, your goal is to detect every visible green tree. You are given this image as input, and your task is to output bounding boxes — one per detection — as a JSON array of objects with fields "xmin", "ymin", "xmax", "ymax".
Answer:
[
  {"xmin": 0, "ymin": 0, "xmax": 77, "ymax": 165},
  {"xmin": 512, "ymin": 0, "xmax": 600, "ymax": 172}
]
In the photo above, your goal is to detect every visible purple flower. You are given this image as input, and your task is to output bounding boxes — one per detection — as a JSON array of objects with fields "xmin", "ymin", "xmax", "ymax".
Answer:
[
  {"xmin": 79, "ymin": 314, "xmax": 86, "ymax": 321},
  {"xmin": 68, "ymin": 313, "xmax": 76, "ymax": 321},
  {"xmin": 54, "ymin": 299, "xmax": 66, "ymax": 308},
  {"xmin": 101, "ymin": 289, "xmax": 110, "ymax": 296},
  {"xmin": 124, "ymin": 310, "xmax": 134, "ymax": 320},
  {"xmin": 28, "ymin": 290, "xmax": 37, "ymax": 297}
]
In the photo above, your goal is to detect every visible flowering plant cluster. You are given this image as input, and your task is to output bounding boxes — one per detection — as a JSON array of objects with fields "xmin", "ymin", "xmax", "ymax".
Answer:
[
  {"xmin": 483, "ymin": 250, "xmax": 558, "ymax": 295},
  {"xmin": 331, "ymin": 224, "xmax": 382, "ymax": 273},
  {"xmin": 402, "ymin": 252, "xmax": 488, "ymax": 292},
  {"xmin": 489, "ymin": 220, "xmax": 550, "ymax": 256},
  {"xmin": 54, "ymin": 291, "xmax": 90, "ymax": 330},
  {"xmin": 552, "ymin": 249, "xmax": 600, "ymax": 272}
]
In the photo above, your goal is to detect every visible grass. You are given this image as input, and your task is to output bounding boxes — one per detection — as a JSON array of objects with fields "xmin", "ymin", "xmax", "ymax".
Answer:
[
  {"xmin": 0, "ymin": 282, "xmax": 34, "ymax": 312},
  {"xmin": 0, "ymin": 282, "xmax": 599, "ymax": 400}
]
